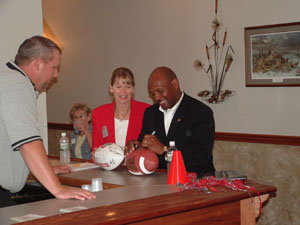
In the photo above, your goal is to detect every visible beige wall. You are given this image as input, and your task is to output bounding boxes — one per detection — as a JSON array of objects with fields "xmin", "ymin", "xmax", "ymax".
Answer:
[
  {"xmin": 43, "ymin": 0, "xmax": 300, "ymax": 137},
  {"xmin": 0, "ymin": 0, "xmax": 48, "ymax": 152}
]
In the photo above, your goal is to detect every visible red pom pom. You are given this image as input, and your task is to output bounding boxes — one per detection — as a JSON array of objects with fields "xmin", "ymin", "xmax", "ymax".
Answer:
[{"xmin": 126, "ymin": 148, "xmax": 159, "ymax": 175}]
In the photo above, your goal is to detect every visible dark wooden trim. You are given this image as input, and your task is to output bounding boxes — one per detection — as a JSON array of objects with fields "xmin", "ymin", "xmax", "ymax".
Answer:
[
  {"xmin": 48, "ymin": 122, "xmax": 73, "ymax": 130},
  {"xmin": 244, "ymin": 21, "xmax": 300, "ymax": 31},
  {"xmin": 48, "ymin": 123, "xmax": 300, "ymax": 146},
  {"xmin": 215, "ymin": 132, "xmax": 300, "ymax": 146}
]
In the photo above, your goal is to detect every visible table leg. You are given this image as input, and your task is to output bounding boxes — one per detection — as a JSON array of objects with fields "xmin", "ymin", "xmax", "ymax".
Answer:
[
  {"xmin": 241, "ymin": 198, "xmax": 256, "ymax": 225},
  {"xmin": 241, "ymin": 194, "xmax": 270, "ymax": 225}
]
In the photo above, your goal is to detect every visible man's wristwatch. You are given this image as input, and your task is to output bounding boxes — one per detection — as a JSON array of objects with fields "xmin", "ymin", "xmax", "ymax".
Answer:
[{"xmin": 163, "ymin": 146, "xmax": 168, "ymax": 152}]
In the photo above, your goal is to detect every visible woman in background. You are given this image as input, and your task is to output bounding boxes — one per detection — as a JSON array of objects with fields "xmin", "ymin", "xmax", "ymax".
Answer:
[
  {"xmin": 69, "ymin": 103, "xmax": 92, "ymax": 160},
  {"xmin": 92, "ymin": 67, "xmax": 150, "ymax": 151}
]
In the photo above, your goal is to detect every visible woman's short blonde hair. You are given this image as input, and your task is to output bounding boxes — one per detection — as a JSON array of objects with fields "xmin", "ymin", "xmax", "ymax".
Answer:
[
  {"xmin": 69, "ymin": 103, "xmax": 92, "ymax": 123},
  {"xmin": 110, "ymin": 67, "xmax": 135, "ymax": 87}
]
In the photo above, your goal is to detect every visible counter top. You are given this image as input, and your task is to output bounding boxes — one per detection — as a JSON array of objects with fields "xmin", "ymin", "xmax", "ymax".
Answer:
[
  {"xmin": 57, "ymin": 166, "xmax": 168, "ymax": 186},
  {"xmin": 0, "ymin": 157, "xmax": 277, "ymax": 225},
  {"xmin": 1, "ymin": 158, "xmax": 175, "ymax": 225},
  {"xmin": 0, "ymin": 184, "xmax": 180, "ymax": 225},
  {"xmin": 48, "ymin": 158, "xmax": 168, "ymax": 189}
]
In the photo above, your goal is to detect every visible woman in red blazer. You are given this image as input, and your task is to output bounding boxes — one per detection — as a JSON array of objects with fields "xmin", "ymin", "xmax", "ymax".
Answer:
[{"xmin": 92, "ymin": 67, "xmax": 150, "ymax": 151}]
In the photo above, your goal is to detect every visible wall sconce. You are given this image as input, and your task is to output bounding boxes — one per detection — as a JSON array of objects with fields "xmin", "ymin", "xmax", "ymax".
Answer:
[{"xmin": 43, "ymin": 17, "xmax": 63, "ymax": 51}]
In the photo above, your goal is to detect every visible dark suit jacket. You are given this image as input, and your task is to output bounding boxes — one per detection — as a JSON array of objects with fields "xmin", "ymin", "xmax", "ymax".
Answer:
[{"xmin": 138, "ymin": 93, "xmax": 215, "ymax": 177}]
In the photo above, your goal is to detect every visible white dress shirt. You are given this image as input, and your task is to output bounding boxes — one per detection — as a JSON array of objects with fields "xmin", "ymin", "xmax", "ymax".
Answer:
[{"xmin": 159, "ymin": 92, "xmax": 184, "ymax": 135}]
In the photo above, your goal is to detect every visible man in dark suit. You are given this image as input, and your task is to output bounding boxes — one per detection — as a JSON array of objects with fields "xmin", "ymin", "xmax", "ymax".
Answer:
[{"xmin": 127, "ymin": 66, "xmax": 215, "ymax": 177}]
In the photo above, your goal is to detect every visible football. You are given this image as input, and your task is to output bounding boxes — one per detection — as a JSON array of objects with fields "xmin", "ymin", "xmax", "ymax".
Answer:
[
  {"xmin": 94, "ymin": 143, "xmax": 124, "ymax": 170},
  {"xmin": 126, "ymin": 148, "xmax": 159, "ymax": 175}
]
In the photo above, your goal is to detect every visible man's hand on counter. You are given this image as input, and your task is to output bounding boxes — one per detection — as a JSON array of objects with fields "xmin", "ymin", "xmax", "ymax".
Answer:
[
  {"xmin": 53, "ymin": 165, "xmax": 72, "ymax": 174},
  {"xmin": 54, "ymin": 186, "xmax": 96, "ymax": 200}
]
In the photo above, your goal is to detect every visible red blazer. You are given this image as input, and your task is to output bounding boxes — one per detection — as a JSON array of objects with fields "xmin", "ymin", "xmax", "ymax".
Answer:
[{"xmin": 92, "ymin": 99, "xmax": 150, "ymax": 151}]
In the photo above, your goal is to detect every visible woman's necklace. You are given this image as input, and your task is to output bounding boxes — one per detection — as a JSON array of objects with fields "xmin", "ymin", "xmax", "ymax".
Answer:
[{"xmin": 115, "ymin": 107, "xmax": 131, "ymax": 121}]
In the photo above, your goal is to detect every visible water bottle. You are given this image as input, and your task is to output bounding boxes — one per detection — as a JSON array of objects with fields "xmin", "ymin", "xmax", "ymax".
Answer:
[
  {"xmin": 59, "ymin": 132, "xmax": 70, "ymax": 164},
  {"xmin": 165, "ymin": 141, "xmax": 177, "ymax": 172}
]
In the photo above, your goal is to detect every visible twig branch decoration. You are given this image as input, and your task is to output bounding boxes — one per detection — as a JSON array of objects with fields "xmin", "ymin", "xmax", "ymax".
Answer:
[{"xmin": 194, "ymin": 0, "xmax": 234, "ymax": 103}]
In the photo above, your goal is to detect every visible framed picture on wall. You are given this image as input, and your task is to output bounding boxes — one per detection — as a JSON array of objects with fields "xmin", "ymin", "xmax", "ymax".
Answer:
[{"xmin": 244, "ymin": 22, "xmax": 300, "ymax": 87}]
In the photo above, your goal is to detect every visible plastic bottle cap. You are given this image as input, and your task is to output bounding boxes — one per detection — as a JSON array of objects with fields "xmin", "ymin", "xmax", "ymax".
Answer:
[
  {"xmin": 61, "ymin": 132, "xmax": 66, "ymax": 137},
  {"xmin": 169, "ymin": 141, "xmax": 175, "ymax": 147}
]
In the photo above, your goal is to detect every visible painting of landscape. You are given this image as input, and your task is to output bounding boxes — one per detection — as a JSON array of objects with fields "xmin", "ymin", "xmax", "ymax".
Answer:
[{"xmin": 251, "ymin": 31, "xmax": 300, "ymax": 79}]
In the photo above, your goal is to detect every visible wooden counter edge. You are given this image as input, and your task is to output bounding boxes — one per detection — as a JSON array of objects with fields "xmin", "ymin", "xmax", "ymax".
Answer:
[{"xmin": 17, "ymin": 180, "xmax": 276, "ymax": 225}]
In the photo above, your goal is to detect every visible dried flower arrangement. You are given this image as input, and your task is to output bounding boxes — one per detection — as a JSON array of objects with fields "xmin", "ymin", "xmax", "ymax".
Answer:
[{"xmin": 194, "ymin": 0, "xmax": 234, "ymax": 103}]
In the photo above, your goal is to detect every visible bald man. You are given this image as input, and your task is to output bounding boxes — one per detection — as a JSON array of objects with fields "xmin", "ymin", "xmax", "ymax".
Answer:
[{"xmin": 127, "ymin": 66, "xmax": 215, "ymax": 178}]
